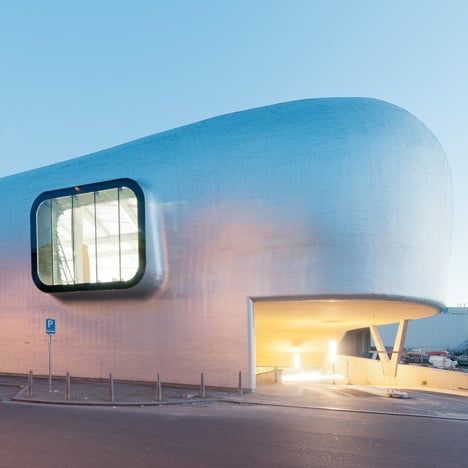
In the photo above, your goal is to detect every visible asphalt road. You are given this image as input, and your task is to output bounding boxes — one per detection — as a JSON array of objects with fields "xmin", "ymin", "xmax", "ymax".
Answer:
[{"xmin": 1, "ymin": 400, "xmax": 467, "ymax": 468}]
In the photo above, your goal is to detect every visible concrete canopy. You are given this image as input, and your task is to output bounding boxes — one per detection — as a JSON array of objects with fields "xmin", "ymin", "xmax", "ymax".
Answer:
[
  {"xmin": 0, "ymin": 97, "xmax": 453, "ymax": 388},
  {"xmin": 254, "ymin": 298, "xmax": 438, "ymax": 368}
]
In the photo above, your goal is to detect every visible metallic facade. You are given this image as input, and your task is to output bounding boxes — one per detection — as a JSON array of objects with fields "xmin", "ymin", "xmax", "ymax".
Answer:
[{"xmin": 0, "ymin": 98, "xmax": 452, "ymax": 388}]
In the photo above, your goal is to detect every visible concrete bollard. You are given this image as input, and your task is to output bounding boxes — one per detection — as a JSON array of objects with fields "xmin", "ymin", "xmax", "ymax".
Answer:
[
  {"xmin": 27, "ymin": 370, "xmax": 34, "ymax": 397},
  {"xmin": 65, "ymin": 372, "xmax": 71, "ymax": 400},
  {"xmin": 156, "ymin": 373, "xmax": 162, "ymax": 402},
  {"xmin": 109, "ymin": 373, "xmax": 115, "ymax": 402},
  {"xmin": 200, "ymin": 372, "xmax": 206, "ymax": 398},
  {"xmin": 238, "ymin": 370, "xmax": 243, "ymax": 395}
]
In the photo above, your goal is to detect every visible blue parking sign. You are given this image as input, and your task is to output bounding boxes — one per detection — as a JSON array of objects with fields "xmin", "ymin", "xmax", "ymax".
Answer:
[{"xmin": 46, "ymin": 318, "xmax": 56, "ymax": 335}]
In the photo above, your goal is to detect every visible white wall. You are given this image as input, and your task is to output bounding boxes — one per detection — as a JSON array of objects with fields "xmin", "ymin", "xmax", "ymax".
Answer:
[
  {"xmin": 377, "ymin": 313, "xmax": 468, "ymax": 351},
  {"xmin": 0, "ymin": 98, "xmax": 452, "ymax": 387},
  {"xmin": 337, "ymin": 355, "xmax": 468, "ymax": 391}
]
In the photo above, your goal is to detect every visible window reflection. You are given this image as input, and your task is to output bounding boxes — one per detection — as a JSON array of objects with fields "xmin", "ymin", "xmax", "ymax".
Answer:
[{"xmin": 35, "ymin": 182, "xmax": 142, "ymax": 289}]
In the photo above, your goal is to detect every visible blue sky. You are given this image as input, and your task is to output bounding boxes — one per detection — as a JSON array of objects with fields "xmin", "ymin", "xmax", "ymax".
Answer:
[{"xmin": 1, "ymin": 1, "xmax": 467, "ymax": 304}]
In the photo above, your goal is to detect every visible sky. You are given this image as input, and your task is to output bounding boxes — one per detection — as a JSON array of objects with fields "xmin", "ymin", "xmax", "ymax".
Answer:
[{"xmin": 0, "ymin": 0, "xmax": 467, "ymax": 305}]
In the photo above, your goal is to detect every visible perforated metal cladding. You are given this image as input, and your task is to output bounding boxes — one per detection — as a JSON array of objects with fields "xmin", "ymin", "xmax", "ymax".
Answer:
[{"xmin": 0, "ymin": 98, "xmax": 452, "ymax": 388}]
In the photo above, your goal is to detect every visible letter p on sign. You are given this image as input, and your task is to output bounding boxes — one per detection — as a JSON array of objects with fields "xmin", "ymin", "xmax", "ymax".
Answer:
[{"xmin": 46, "ymin": 318, "xmax": 56, "ymax": 335}]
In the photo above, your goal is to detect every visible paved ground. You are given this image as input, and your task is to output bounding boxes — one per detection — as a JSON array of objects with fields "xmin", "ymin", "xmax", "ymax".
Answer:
[
  {"xmin": 1, "ymin": 373, "xmax": 467, "ymax": 421},
  {"xmin": 2, "ymin": 373, "xmax": 466, "ymax": 467},
  {"xmin": 1, "ymin": 374, "xmax": 224, "ymax": 406},
  {"xmin": 2, "ymin": 398, "xmax": 466, "ymax": 468}
]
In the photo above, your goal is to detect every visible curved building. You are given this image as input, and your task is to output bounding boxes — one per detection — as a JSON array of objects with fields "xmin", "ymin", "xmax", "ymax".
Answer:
[{"xmin": 0, "ymin": 98, "xmax": 452, "ymax": 389}]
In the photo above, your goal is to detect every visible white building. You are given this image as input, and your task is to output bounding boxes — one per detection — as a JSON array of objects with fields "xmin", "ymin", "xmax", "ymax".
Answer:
[
  {"xmin": 378, "ymin": 308, "xmax": 468, "ymax": 352},
  {"xmin": 0, "ymin": 98, "xmax": 453, "ymax": 389}
]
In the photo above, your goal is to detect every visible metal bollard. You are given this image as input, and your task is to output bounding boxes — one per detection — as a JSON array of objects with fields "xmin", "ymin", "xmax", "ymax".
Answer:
[
  {"xmin": 27, "ymin": 370, "xmax": 34, "ymax": 397},
  {"xmin": 156, "ymin": 373, "xmax": 162, "ymax": 402},
  {"xmin": 109, "ymin": 373, "xmax": 115, "ymax": 402},
  {"xmin": 65, "ymin": 372, "xmax": 71, "ymax": 400},
  {"xmin": 200, "ymin": 372, "xmax": 206, "ymax": 398},
  {"xmin": 238, "ymin": 370, "xmax": 243, "ymax": 395}
]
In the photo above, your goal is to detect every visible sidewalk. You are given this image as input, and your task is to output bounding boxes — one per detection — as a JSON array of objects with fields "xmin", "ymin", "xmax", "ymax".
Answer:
[
  {"xmin": 1, "ymin": 373, "xmax": 467, "ymax": 421},
  {"xmin": 1, "ymin": 374, "xmax": 240, "ymax": 406}
]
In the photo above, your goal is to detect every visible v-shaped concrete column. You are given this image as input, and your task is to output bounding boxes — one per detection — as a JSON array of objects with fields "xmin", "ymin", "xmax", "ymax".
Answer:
[{"xmin": 369, "ymin": 320, "xmax": 409, "ymax": 377}]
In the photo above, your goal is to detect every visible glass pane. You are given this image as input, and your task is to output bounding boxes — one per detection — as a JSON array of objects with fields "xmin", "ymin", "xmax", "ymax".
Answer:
[
  {"xmin": 119, "ymin": 187, "xmax": 139, "ymax": 281},
  {"xmin": 53, "ymin": 196, "xmax": 74, "ymax": 285},
  {"xmin": 95, "ymin": 188, "xmax": 120, "ymax": 282},
  {"xmin": 32, "ymin": 179, "xmax": 144, "ymax": 292},
  {"xmin": 36, "ymin": 200, "xmax": 53, "ymax": 285},
  {"xmin": 73, "ymin": 192, "xmax": 96, "ymax": 283}
]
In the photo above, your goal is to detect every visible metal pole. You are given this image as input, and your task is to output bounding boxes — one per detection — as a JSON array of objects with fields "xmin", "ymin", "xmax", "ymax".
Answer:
[
  {"xmin": 109, "ymin": 373, "xmax": 115, "ymax": 402},
  {"xmin": 27, "ymin": 370, "xmax": 34, "ymax": 397},
  {"xmin": 156, "ymin": 373, "xmax": 162, "ymax": 402},
  {"xmin": 65, "ymin": 372, "xmax": 71, "ymax": 400},
  {"xmin": 48, "ymin": 334, "xmax": 52, "ymax": 392},
  {"xmin": 238, "ymin": 371, "xmax": 243, "ymax": 395},
  {"xmin": 200, "ymin": 372, "xmax": 206, "ymax": 398}
]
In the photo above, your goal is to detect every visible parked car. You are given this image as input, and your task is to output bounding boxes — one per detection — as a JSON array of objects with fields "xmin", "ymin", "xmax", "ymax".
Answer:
[
  {"xmin": 448, "ymin": 340, "xmax": 468, "ymax": 366},
  {"xmin": 429, "ymin": 355, "xmax": 458, "ymax": 369},
  {"xmin": 454, "ymin": 355, "xmax": 468, "ymax": 366},
  {"xmin": 400, "ymin": 350, "xmax": 430, "ymax": 365}
]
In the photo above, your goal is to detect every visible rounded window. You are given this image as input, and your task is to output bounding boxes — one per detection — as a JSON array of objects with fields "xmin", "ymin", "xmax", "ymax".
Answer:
[{"xmin": 31, "ymin": 178, "xmax": 146, "ymax": 292}]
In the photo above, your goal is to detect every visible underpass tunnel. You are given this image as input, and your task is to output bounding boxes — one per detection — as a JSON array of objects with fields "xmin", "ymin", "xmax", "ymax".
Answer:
[{"xmin": 253, "ymin": 298, "xmax": 439, "ymax": 382}]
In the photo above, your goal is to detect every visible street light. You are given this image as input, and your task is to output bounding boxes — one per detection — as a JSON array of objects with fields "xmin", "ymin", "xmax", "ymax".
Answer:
[{"xmin": 329, "ymin": 340, "xmax": 337, "ymax": 384}]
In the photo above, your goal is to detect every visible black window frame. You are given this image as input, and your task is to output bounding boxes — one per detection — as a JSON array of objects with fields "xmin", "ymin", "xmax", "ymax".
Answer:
[{"xmin": 30, "ymin": 178, "xmax": 146, "ymax": 293}]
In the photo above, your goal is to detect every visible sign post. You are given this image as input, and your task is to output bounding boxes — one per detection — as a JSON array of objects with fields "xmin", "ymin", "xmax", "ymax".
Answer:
[{"xmin": 45, "ymin": 318, "xmax": 56, "ymax": 392}]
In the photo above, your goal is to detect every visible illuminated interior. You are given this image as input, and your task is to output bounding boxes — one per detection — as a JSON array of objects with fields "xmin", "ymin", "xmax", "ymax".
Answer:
[
  {"xmin": 254, "ymin": 298, "xmax": 439, "ymax": 373},
  {"xmin": 32, "ymin": 179, "xmax": 144, "ymax": 291}
]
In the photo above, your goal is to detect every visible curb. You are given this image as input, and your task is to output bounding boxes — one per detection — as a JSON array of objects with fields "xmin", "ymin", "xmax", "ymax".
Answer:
[{"xmin": 11, "ymin": 385, "xmax": 222, "ymax": 407}]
